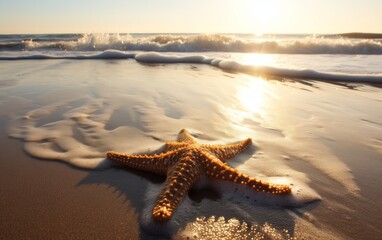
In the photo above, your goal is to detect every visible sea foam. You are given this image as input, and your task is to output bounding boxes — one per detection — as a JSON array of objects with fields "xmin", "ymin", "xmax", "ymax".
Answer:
[
  {"xmin": 1, "ymin": 51, "xmax": 382, "ymax": 84},
  {"xmin": 1, "ymin": 33, "xmax": 382, "ymax": 54}
]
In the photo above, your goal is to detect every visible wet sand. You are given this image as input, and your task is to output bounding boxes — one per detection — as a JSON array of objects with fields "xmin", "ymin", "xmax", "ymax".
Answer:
[
  {"xmin": 0, "ymin": 59, "xmax": 381, "ymax": 239},
  {"xmin": 0, "ymin": 117, "xmax": 140, "ymax": 239}
]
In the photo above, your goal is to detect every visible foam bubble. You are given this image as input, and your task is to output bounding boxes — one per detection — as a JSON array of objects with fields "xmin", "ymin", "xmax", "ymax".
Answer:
[
  {"xmin": 175, "ymin": 217, "xmax": 294, "ymax": 240},
  {"xmin": 139, "ymin": 177, "xmax": 319, "ymax": 239},
  {"xmin": 174, "ymin": 214, "xmax": 342, "ymax": 240}
]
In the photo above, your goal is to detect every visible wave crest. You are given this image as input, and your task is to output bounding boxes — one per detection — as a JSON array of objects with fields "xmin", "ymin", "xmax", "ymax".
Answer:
[{"xmin": 1, "ymin": 33, "xmax": 382, "ymax": 54}]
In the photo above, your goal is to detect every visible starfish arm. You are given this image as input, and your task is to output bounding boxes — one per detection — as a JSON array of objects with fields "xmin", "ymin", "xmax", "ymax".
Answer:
[
  {"xmin": 163, "ymin": 142, "xmax": 189, "ymax": 152},
  {"xmin": 201, "ymin": 152, "xmax": 291, "ymax": 195},
  {"xmin": 177, "ymin": 129, "xmax": 196, "ymax": 144},
  {"xmin": 107, "ymin": 148, "xmax": 186, "ymax": 175},
  {"xmin": 201, "ymin": 138, "xmax": 252, "ymax": 162},
  {"xmin": 152, "ymin": 154, "xmax": 201, "ymax": 221},
  {"xmin": 107, "ymin": 129, "xmax": 288, "ymax": 223}
]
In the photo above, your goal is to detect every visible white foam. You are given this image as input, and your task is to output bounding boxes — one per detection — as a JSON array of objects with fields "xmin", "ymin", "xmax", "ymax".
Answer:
[
  {"xmin": 217, "ymin": 59, "xmax": 382, "ymax": 83},
  {"xmin": 2, "ymin": 33, "xmax": 382, "ymax": 54},
  {"xmin": 8, "ymin": 98, "xmax": 160, "ymax": 169},
  {"xmin": 0, "ymin": 49, "xmax": 135, "ymax": 60},
  {"xmin": 84, "ymin": 50, "xmax": 135, "ymax": 59},
  {"xmin": 135, "ymin": 52, "xmax": 209, "ymax": 64},
  {"xmin": 1, "ymin": 51, "xmax": 381, "ymax": 84}
]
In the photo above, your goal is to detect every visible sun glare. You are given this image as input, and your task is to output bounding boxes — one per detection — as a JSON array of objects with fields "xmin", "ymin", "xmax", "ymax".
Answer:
[
  {"xmin": 240, "ymin": 54, "xmax": 276, "ymax": 66},
  {"xmin": 254, "ymin": 2, "xmax": 277, "ymax": 22},
  {"xmin": 237, "ymin": 77, "xmax": 269, "ymax": 116},
  {"xmin": 225, "ymin": 76, "xmax": 270, "ymax": 131},
  {"xmin": 243, "ymin": 0, "xmax": 281, "ymax": 34}
]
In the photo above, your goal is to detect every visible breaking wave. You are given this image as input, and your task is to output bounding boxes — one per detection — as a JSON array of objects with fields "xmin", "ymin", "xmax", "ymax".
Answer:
[
  {"xmin": 1, "ymin": 50, "xmax": 382, "ymax": 84},
  {"xmin": 1, "ymin": 33, "xmax": 382, "ymax": 54}
]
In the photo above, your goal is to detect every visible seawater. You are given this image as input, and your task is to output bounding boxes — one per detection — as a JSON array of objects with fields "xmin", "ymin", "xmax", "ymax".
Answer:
[{"xmin": 1, "ymin": 33, "xmax": 382, "ymax": 84}]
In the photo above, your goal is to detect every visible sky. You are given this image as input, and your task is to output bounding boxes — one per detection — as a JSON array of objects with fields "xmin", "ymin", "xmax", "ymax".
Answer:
[{"xmin": 0, "ymin": 0, "xmax": 381, "ymax": 34}]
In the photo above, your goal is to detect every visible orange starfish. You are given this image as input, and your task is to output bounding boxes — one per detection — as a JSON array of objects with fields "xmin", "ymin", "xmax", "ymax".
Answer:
[{"xmin": 107, "ymin": 129, "xmax": 291, "ymax": 222}]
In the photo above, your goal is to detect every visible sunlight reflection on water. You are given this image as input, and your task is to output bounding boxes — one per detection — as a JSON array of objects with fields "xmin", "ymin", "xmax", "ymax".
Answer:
[
  {"xmin": 237, "ymin": 76, "xmax": 269, "ymax": 116},
  {"xmin": 224, "ymin": 75, "xmax": 271, "ymax": 136},
  {"xmin": 239, "ymin": 53, "xmax": 276, "ymax": 66}
]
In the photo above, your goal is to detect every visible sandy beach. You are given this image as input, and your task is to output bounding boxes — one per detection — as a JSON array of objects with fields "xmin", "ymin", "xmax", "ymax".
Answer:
[
  {"xmin": 0, "ymin": 58, "xmax": 381, "ymax": 239},
  {"xmin": 0, "ymin": 115, "xmax": 140, "ymax": 239},
  {"xmin": 1, "ymin": 0, "xmax": 382, "ymax": 237}
]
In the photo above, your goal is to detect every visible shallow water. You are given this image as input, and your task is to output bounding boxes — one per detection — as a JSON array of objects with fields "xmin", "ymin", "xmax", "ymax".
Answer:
[{"xmin": 0, "ymin": 59, "xmax": 381, "ymax": 239}]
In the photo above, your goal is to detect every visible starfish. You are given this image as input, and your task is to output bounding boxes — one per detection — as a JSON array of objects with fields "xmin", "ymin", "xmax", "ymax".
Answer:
[{"xmin": 107, "ymin": 129, "xmax": 291, "ymax": 222}]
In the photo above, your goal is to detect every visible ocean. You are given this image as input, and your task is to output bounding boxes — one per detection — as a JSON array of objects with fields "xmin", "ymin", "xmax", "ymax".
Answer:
[
  {"xmin": 0, "ymin": 33, "xmax": 381, "ymax": 239},
  {"xmin": 2, "ymin": 33, "xmax": 382, "ymax": 82}
]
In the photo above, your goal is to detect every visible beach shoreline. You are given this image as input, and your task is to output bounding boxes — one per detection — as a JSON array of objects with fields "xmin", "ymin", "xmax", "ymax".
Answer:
[{"xmin": 0, "ymin": 58, "xmax": 381, "ymax": 239}]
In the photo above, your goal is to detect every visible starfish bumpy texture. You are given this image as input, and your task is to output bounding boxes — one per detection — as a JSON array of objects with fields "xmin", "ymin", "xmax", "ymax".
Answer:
[{"xmin": 107, "ymin": 129, "xmax": 292, "ymax": 222}]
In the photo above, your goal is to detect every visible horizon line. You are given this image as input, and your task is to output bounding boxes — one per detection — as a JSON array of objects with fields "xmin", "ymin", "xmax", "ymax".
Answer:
[{"xmin": 1, "ymin": 31, "xmax": 382, "ymax": 36}]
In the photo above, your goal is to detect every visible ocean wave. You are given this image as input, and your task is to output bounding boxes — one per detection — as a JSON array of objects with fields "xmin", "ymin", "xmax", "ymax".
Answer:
[
  {"xmin": 1, "ymin": 50, "xmax": 382, "ymax": 84},
  {"xmin": 1, "ymin": 33, "xmax": 382, "ymax": 54}
]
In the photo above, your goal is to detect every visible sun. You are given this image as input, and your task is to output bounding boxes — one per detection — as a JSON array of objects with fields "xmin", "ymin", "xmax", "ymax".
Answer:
[
  {"xmin": 255, "ymin": 2, "xmax": 278, "ymax": 22},
  {"xmin": 242, "ymin": 0, "xmax": 281, "ymax": 34}
]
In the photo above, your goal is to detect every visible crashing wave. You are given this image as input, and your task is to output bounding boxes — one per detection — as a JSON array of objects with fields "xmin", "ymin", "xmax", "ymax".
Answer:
[{"xmin": 1, "ymin": 33, "xmax": 382, "ymax": 54}]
